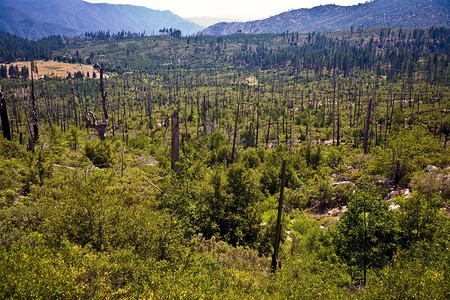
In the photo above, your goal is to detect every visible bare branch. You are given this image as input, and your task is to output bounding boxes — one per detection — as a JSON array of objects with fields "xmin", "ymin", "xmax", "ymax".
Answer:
[
  {"xmin": 144, "ymin": 177, "xmax": 163, "ymax": 193},
  {"xmin": 85, "ymin": 66, "xmax": 108, "ymax": 140}
]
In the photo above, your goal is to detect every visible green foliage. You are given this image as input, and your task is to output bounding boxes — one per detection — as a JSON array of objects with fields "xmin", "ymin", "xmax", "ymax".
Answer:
[
  {"xmin": 83, "ymin": 140, "xmax": 112, "ymax": 167},
  {"xmin": 0, "ymin": 197, "xmax": 44, "ymax": 247},
  {"xmin": 0, "ymin": 243, "xmax": 76, "ymax": 299},
  {"xmin": 305, "ymin": 144, "xmax": 322, "ymax": 169},
  {"xmin": 326, "ymin": 145, "xmax": 345, "ymax": 168},
  {"xmin": 394, "ymin": 191, "xmax": 449, "ymax": 252},
  {"xmin": 284, "ymin": 187, "xmax": 310, "ymax": 210},
  {"xmin": 0, "ymin": 27, "xmax": 449, "ymax": 298},
  {"xmin": 371, "ymin": 126, "xmax": 440, "ymax": 186},
  {"xmin": 409, "ymin": 167, "xmax": 450, "ymax": 200},
  {"xmin": 26, "ymin": 148, "xmax": 54, "ymax": 188},
  {"xmin": 332, "ymin": 189, "xmax": 398, "ymax": 283},
  {"xmin": 257, "ymin": 208, "xmax": 289, "ymax": 256},
  {"xmin": 67, "ymin": 126, "xmax": 80, "ymax": 151},
  {"xmin": 128, "ymin": 133, "xmax": 152, "ymax": 151},
  {"xmin": 290, "ymin": 211, "xmax": 335, "ymax": 261},
  {"xmin": 260, "ymin": 164, "xmax": 280, "ymax": 195},
  {"xmin": 199, "ymin": 164, "xmax": 263, "ymax": 248},
  {"xmin": 240, "ymin": 147, "xmax": 261, "ymax": 169},
  {"xmin": 362, "ymin": 255, "xmax": 450, "ymax": 300},
  {"xmin": 208, "ymin": 144, "xmax": 232, "ymax": 166},
  {"xmin": 46, "ymin": 125, "xmax": 66, "ymax": 154}
]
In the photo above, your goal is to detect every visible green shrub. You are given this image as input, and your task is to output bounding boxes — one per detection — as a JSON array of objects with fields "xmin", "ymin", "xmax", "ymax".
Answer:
[{"xmin": 83, "ymin": 140, "xmax": 112, "ymax": 167}]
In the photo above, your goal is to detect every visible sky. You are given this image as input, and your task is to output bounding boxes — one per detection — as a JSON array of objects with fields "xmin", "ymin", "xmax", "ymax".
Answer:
[{"xmin": 84, "ymin": 0, "xmax": 367, "ymax": 20}]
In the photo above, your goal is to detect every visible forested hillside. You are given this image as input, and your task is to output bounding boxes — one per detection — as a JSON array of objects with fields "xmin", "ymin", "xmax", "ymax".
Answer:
[
  {"xmin": 0, "ymin": 6, "xmax": 78, "ymax": 39},
  {"xmin": 203, "ymin": 0, "xmax": 450, "ymax": 35},
  {"xmin": 0, "ymin": 27, "xmax": 449, "ymax": 298},
  {"xmin": 0, "ymin": 31, "xmax": 65, "ymax": 62}
]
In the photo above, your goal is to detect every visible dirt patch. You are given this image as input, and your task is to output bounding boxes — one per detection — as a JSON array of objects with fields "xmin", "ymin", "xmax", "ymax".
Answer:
[
  {"xmin": 245, "ymin": 75, "xmax": 258, "ymax": 86},
  {"xmin": 1, "ymin": 60, "xmax": 100, "ymax": 79}
]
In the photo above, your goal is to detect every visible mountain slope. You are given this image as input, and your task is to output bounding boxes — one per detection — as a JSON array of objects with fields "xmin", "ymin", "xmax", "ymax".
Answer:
[
  {"xmin": 203, "ymin": 0, "xmax": 450, "ymax": 35},
  {"xmin": 0, "ymin": 0, "xmax": 203, "ymax": 39},
  {"xmin": 0, "ymin": 6, "xmax": 79, "ymax": 39}
]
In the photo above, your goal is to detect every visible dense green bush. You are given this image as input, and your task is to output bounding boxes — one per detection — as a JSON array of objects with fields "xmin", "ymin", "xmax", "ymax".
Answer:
[
  {"xmin": 332, "ymin": 189, "xmax": 398, "ymax": 284},
  {"xmin": 83, "ymin": 140, "xmax": 112, "ymax": 167}
]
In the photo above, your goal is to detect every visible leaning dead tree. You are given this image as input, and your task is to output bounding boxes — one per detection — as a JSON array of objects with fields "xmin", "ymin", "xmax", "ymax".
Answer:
[
  {"xmin": 86, "ymin": 66, "xmax": 108, "ymax": 140},
  {"xmin": 272, "ymin": 159, "xmax": 286, "ymax": 273},
  {"xmin": 0, "ymin": 81, "xmax": 11, "ymax": 140}
]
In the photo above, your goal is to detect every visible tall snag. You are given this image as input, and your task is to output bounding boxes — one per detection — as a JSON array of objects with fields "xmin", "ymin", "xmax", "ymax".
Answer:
[
  {"xmin": 85, "ymin": 66, "xmax": 108, "ymax": 140},
  {"xmin": 0, "ymin": 81, "xmax": 11, "ymax": 140},
  {"xmin": 363, "ymin": 84, "xmax": 374, "ymax": 154},
  {"xmin": 31, "ymin": 62, "xmax": 39, "ymax": 142},
  {"xmin": 171, "ymin": 111, "xmax": 180, "ymax": 172},
  {"xmin": 70, "ymin": 81, "xmax": 79, "ymax": 128},
  {"xmin": 147, "ymin": 90, "xmax": 153, "ymax": 130},
  {"xmin": 272, "ymin": 159, "xmax": 286, "ymax": 273},
  {"xmin": 230, "ymin": 103, "xmax": 240, "ymax": 164}
]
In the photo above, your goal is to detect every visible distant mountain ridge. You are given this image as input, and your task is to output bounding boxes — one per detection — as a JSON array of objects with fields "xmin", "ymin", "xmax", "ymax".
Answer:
[
  {"xmin": 203, "ymin": 0, "xmax": 450, "ymax": 35},
  {"xmin": 0, "ymin": 0, "xmax": 203, "ymax": 39},
  {"xmin": 185, "ymin": 16, "xmax": 245, "ymax": 28}
]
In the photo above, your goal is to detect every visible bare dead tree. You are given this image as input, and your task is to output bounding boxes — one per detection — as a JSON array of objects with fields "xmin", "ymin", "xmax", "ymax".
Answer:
[
  {"xmin": 230, "ymin": 103, "xmax": 240, "ymax": 164},
  {"xmin": 336, "ymin": 80, "xmax": 341, "ymax": 147},
  {"xmin": 202, "ymin": 94, "xmax": 208, "ymax": 135},
  {"xmin": 43, "ymin": 84, "xmax": 53, "ymax": 126},
  {"xmin": 255, "ymin": 107, "xmax": 260, "ymax": 147},
  {"xmin": 272, "ymin": 159, "xmax": 286, "ymax": 273},
  {"xmin": 30, "ymin": 62, "xmax": 39, "ymax": 143},
  {"xmin": 0, "ymin": 81, "xmax": 11, "ymax": 140},
  {"xmin": 147, "ymin": 90, "xmax": 153, "ymax": 130},
  {"xmin": 85, "ymin": 66, "xmax": 108, "ymax": 140},
  {"xmin": 70, "ymin": 81, "xmax": 79, "ymax": 128},
  {"xmin": 363, "ymin": 90, "xmax": 373, "ymax": 154},
  {"xmin": 332, "ymin": 71, "xmax": 336, "ymax": 146},
  {"xmin": 171, "ymin": 111, "xmax": 180, "ymax": 172}
]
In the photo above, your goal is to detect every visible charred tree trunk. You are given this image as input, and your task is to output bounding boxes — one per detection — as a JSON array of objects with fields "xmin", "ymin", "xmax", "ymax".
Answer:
[
  {"xmin": 85, "ymin": 67, "xmax": 108, "ymax": 140},
  {"xmin": 266, "ymin": 115, "xmax": 271, "ymax": 145},
  {"xmin": 31, "ymin": 64, "xmax": 39, "ymax": 143},
  {"xmin": 336, "ymin": 83, "xmax": 341, "ymax": 147},
  {"xmin": 0, "ymin": 81, "xmax": 11, "ymax": 140},
  {"xmin": 184, "ymin": 95, "xmax": 189, "ymax": 141},
  {"xmin": 230, "ymin": 103, "xmax": 240, "ymax": 164},
  {"xmin": 70, "ymin": 82, "xmax": 79, "ymax": 128},
  {"xmin": 202, "ymin": 94, "xmax": 208, "ymax": 135},
  {"xmin": 255, "ymin": 108, "xmax": 260, "ymax": 148},
  {"xmin": 272, "ymin": 159, "xmax": 286, "ymax": 273},
  {"xmin": 171, "ymin": 111, "xmax": 180, "ymax": 172},
  {"xmin": 363, "ymin": 96, "xmax": 372, "ymax": 154},
  {"xmin": 147, "ymin": 91, "xmax": 153, "ymax": 130},
  {"xmin": 332, "ymin": 72, "xmax": 336, "ymax": 146}
]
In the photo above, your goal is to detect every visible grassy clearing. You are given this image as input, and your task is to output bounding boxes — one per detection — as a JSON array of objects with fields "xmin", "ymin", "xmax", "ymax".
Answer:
[{"xmin": 0, "ymin": 60, "xmax": 99, "ymax": 79}]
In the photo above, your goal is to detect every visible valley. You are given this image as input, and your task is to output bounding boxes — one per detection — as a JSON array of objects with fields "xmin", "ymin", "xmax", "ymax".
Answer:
[{"xmin": 0, "ymin": 11, "xmax": 449, "ymax": 299}]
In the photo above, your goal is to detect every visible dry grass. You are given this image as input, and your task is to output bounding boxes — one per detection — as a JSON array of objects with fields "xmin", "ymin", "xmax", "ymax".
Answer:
[
  {"xmin": 245, "ymin": 76, "xmax": 258, "ymax": 86},
  {"xmin": 1, "ymin": 60, "xmax": 99, "ymax": 79}
]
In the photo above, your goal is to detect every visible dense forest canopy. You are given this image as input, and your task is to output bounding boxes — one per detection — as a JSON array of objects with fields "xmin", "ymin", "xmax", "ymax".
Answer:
[
  {"xmin": 0, "ymin": 26, "xmax": 449, "ymax": 298},
  {"xmin": 0, "ymin": 31, "xmax": 65, "ymax": 62}
]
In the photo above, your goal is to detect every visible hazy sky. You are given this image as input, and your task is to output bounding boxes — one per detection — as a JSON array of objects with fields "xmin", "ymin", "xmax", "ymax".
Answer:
[{"xmin": 84, "ymin": 0, "xmax": 367, "ymax": 20}]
